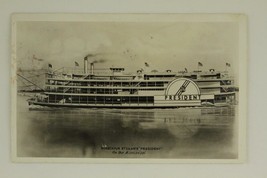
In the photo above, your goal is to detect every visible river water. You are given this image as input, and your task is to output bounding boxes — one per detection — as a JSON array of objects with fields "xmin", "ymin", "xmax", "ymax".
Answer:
[{"xmin": 17, "ymin": 95, "xmax": 238, "ymax": 159}]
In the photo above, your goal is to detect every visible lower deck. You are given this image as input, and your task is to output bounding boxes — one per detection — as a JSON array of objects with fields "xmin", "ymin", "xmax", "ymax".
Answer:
[{"xmin": 29, "ymin": 93, "xmax": 236, "ymax": 108}]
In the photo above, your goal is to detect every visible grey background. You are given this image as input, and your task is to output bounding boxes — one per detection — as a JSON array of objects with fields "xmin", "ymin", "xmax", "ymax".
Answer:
[
  {"xmin": 1, "ymin": 0, "xmax": 266, "ymax": 178},
  {"xmin": 16, "ymin": 21, "xmax": 238, "ymax": 75}
]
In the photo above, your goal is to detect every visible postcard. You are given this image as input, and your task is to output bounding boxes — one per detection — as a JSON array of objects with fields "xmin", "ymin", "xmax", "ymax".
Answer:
[{"xmin": 11, "ymin": 13, "xmax": 247, "ymax": 163}]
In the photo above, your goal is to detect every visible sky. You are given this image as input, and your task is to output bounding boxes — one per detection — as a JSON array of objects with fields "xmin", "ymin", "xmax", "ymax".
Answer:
[{"xmin": 16, "ymin": 21, "xmax": 239, "ymax": 75}]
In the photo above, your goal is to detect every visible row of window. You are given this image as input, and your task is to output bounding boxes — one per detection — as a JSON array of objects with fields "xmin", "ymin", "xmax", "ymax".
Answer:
[
  {"xmin": 46, "ymin": 95, "xmax": 154, "ymax": 104},
  {"xmin": 47, "ymin": 80, "xmax": 166, "ymax": 87},
  {"xmin": 46, "ymin": 88, "xmax": 164, "ymax": 94}
]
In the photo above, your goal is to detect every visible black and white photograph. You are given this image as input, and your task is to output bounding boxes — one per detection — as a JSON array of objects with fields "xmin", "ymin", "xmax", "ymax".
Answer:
[{"xmin": 11, "ymin": 14, "xmax": 247, "ymax": 162}]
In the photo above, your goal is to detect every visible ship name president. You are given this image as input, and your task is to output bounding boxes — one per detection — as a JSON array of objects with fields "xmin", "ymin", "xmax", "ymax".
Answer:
[{"xmin": 165, "ymin": 94, "xmax": 201, "ymax": 101}]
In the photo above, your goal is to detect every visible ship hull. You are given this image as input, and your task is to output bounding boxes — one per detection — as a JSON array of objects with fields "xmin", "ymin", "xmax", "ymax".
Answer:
[{"xmin": 28, "ymin": 101, "xmax": 203, "ymax": 109}]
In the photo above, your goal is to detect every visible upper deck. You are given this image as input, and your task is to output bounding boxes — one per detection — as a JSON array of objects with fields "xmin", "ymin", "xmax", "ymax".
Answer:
[{"xmin": 46, "ymin": 67, "xmax": 234, "ymax": 82}]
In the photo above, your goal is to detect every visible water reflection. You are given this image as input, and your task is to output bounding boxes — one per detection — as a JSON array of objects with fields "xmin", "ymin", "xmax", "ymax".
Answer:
[{"xmin": 17, "ymin": 95, "xmax": 237, "ymax": 159}]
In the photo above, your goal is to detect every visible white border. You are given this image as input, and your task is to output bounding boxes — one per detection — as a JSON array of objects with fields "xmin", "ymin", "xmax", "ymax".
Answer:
[{"xmin": 11, "ymin": 13, "xmax": 247, "ymax": 163}]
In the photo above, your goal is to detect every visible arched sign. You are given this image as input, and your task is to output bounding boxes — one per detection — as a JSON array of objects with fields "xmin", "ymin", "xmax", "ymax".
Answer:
[{"xmin": 165, "ymin": 78, "xmax": 201, "ymax": 101}]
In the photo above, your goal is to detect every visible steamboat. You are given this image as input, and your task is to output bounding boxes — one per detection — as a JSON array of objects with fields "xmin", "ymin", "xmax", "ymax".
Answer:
[{"xmin": 28, "ymin": 56, "xmax": 237, "ymax": 108}]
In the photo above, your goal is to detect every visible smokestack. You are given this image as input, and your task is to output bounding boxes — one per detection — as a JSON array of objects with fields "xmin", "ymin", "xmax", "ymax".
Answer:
[
  {"xmin": 90, "ymin": 63, "xmax": 94, "ymax": 75},
  {"xmin": 84, "ymin": 57, "xmax": 88, "ymax": 74}
]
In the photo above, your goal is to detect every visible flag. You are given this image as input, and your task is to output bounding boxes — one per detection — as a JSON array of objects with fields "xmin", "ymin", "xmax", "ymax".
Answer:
[
  {"xmin": 48, "ymin": 63, "xmax": 52, "ymax": 68},
  {"xmin": 33, "ymin": 54, "xmax": 37, "ymax": 60},
  {"xmin": 145, "ymin": 62, "xmax": 149, "ymax": 67},
  {"xmin": 33, "ymin": 54, "xmax": 44, "ymax": 61},
  {"xmin": 226, "ymin": 63, "xmax": 231, "ymax": 67},
  {"xmin": 75, "ymin": 61, "xmax": 79, "ymax": 66},
  {"xmin": 198, "ymin": 62, "xmax": 203, "ymax": 67}
]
